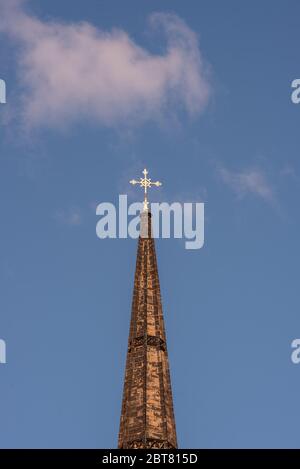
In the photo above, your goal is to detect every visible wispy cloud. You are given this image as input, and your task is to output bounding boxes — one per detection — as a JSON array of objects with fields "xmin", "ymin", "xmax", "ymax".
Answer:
[
  {"xmin": 0, "ymin": 0, "xmax": 210, "ymax": 130},
  {"xmin": 218, "ymin": 167, "xmax": 275, "ymax": 203},
  {"xmin": 280, "ymin": 165, "xmax": 297, "ymax": 180},
  {"xmin": 54, "ymin": 207, "xmax": 82, "ymax": 226}
]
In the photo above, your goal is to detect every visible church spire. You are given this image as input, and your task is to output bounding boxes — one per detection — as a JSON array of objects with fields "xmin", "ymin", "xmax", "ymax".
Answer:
[{"xmin": 118, "ymin": 170, "xmax": 177, "ymax": 449}]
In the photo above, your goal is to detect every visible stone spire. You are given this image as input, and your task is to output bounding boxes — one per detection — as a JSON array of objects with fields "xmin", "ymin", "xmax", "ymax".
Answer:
[{"xmin": 118, "ymin": 210, "xmax": 177, "ymax": 449}]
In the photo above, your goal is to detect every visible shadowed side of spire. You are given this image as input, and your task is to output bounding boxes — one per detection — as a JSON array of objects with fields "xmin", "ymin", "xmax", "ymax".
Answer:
[{"xmin": 118, "ymin": 212, "xmax": 177, "ymax": 449}]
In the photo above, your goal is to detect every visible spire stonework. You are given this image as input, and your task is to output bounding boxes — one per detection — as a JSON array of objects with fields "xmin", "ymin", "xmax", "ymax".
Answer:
[{"xmin": 118, "ymin": 171, "xmax": 177, "ymax": 449}]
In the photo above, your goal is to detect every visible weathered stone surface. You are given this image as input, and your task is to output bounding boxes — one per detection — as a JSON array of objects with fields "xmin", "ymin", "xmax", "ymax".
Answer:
[{"xmin": 118, "ymin": 212, "xmax": 177, "ymax": 449}]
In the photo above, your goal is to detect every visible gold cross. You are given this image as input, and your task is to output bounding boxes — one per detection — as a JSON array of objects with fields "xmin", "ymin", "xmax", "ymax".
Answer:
[{"xmin": 130, "ymin": 168, "xmax": 162, "ymax": 211}]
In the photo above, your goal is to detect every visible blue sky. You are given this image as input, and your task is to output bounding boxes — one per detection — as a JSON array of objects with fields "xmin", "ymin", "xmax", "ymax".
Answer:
[{"xmin": 0, "ymin": 0, "xmax": 300, "ymax": 448}]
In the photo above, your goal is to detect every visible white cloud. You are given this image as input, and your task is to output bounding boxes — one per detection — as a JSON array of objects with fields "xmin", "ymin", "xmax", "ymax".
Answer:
[
  {"xmin": 0, "ymin": 1, "xmax": 210, "ymax": 129},
  {"xmin": 218, "ymin": 167, "xmax": 274, "ymax": 202}
]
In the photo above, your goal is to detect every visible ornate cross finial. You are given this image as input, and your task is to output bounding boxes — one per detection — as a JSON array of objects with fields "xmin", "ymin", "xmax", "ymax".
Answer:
[{"xmin": 130, "ymin": 168, "xmax": 162, "ymax": 211}]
